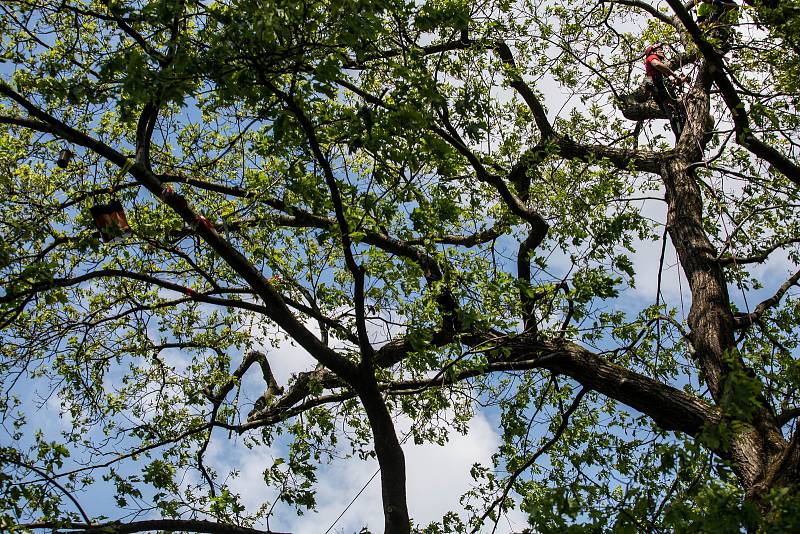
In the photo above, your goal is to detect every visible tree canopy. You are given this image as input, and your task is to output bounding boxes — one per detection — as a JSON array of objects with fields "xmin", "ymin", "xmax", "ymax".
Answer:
[{"xmin": 1, "ymin": 0, "xmax": 800, "ymax": 532}]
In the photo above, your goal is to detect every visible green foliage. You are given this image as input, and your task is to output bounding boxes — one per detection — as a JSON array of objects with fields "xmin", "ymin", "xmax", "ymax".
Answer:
[{"xmin": 1, "ymin": 0, "xmax": 799, "ymax": 532}]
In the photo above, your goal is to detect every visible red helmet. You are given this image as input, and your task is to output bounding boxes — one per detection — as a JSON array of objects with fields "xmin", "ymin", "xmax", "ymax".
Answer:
[{"xmin": 645, "ymin": 42, "xmax": 664, "ymax": 56}]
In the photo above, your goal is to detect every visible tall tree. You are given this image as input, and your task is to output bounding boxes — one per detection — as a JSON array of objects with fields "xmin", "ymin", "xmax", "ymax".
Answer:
[{"xmin": 1, "ymin": 0, "xmax": 799, "ymax": 532}]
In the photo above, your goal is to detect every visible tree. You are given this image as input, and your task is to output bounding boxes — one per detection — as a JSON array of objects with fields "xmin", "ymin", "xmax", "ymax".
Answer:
[{"xmin": 1, "ymin": 0, "xmax": 799, "ymax": 532}]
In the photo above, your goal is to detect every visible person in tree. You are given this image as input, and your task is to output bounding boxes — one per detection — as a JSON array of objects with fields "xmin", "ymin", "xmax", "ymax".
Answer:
[{"xmin": 644, "ymin": 43, "xmax": 689, "ymax": 138}]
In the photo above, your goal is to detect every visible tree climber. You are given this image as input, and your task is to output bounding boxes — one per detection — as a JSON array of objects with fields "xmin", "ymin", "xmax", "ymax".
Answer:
[{"xmin": 644, "ymin": 43, "xmax": 689, "ymax": 138}]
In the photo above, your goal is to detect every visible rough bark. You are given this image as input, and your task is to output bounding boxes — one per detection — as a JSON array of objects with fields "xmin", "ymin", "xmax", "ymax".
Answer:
[
  {"xmin": 503, "ymin": 337, "xmax": 718, "ymax": 437},
  {"xmin": 661, "ymin": 63, "xmax": 795, "ymax": 505}
]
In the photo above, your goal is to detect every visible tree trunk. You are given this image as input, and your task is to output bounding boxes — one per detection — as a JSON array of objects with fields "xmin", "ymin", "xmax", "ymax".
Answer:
[
  {"xmin": 356, "ymin": 371, "xmax": 411, "ymax": 534},
  {"xmin": 661, "ymin": 64, "xmax": 795, "ymax": 508}
]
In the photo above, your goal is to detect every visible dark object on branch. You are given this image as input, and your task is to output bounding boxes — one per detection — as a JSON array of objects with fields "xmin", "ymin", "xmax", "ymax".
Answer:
[
  {"xmin": 618, "ymin": 84, "xmax": 668, "ymax": 122},
  {"xmin": 89, "ymin": 200, "xmax": 130, "ymax": 241},
  {"xmin": 619, "ymin": 79, "xmax": 687, "ymax": 128},
  {"xmin": 57, "ymin": 148, "xmax": 73, "ymax": 168}
]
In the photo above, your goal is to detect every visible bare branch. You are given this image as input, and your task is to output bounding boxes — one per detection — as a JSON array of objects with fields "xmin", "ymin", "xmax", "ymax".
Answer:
[
  {"xmin": 476, "ymin": 387, "xmax": 587, "ymax": 534},
  {"xmin": 0, "ymin": 114, "xmax": 56, "ymax": 133},
  {"xmin": 735, "ymin": 268, "xmax": 800, "ymax": 329}
]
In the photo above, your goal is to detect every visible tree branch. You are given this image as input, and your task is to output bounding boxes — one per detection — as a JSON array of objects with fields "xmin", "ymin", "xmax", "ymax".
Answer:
[
  {"xmin": 1, "ymin": 455, "xmax": 92, "ymax": 525},
  {"xmin": 476, "ymin": 387, "xmax": 588, "ymax": 534},
  {"xmin": 735, "ymin": 268, "xmax": 800, "ymax": 329},
  {"xmin": 604, "ymin": 0, "xmax": 683, "ymax": 27},
  {"xmin": 268, "ymin": 82, "xmax": 376, "ymax": 363},
  {"xmin": 99, "ymin": 0, "xmax": 168, "ymax": 65},
  {"xmin": 492, "ymin": 42, "xmax": 663, "ymax": 174},
  {"xmin": 778, "ymin": 407, "xmax": 800, "ymax": 427},
  {"xmin": 248, "ymin": 333, "xmax": 719, "ymax": 445},
  {"xmin": 718, "ymin": 237, "xmax": 800, "ymax": 266},
  {"xmin": 0, "ymin": 268, "xmax": 265, "ymax": 314},
  {"xmin": 135, "ymin": 102, "xmax": 159, "ymax": 170},
  {"xmin": 501, "ymin": 335, "xmax": 717, "ymax": 437},
  {"xmin": 431, "ymin": 124, "xmax": 549, "ymax": 241},
  {"xmin": 664, "ymin": 0, "xmax": 800, "ymax": 186},
  {"xmin": 0, "ymin": 114, "xmax": 56, "ymax": 133}
]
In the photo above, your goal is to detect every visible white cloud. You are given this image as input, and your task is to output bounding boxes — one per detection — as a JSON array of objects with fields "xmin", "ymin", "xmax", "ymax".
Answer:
[
  {"xmin": 254, "ymin": 409, "xmax": 525, "ymax": 534},
  {"xmin": 205, "ymin": 436, "xmax": 281, "ymax": 516},
  {"xmin": 202, "ymin": 386, "xmax": 525, "ymax": 533}
]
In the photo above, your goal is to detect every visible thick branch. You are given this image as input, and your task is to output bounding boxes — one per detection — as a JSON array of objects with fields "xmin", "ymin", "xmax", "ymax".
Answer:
[
  {"xmin": 0, "ymin": 114, "xmax": 56, "ymax": 132},
  {"xmin": 250, "ymin": 333, "xmax": 719, "ymax": 443},
  {"xmin": 135, "ymin": 102, "xmax": 159, "ymax": 170},
  {"xmin": 664, "ymin": 0, "xmax": 800, "ymax": 186},
  {"xmin": 517, "ymin": 228, "xmax": 541, "ymax": 332},
  {"xmin": 556, "ymin": 136, "xmax": 663, "ymax": 174},
  {"xmin": 493, "ymin": 41, "xmax": 554, "ymax": 138},
  {"xmin": 502, "ymin": 335, "xmax": 717, "ymax": 437}
]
